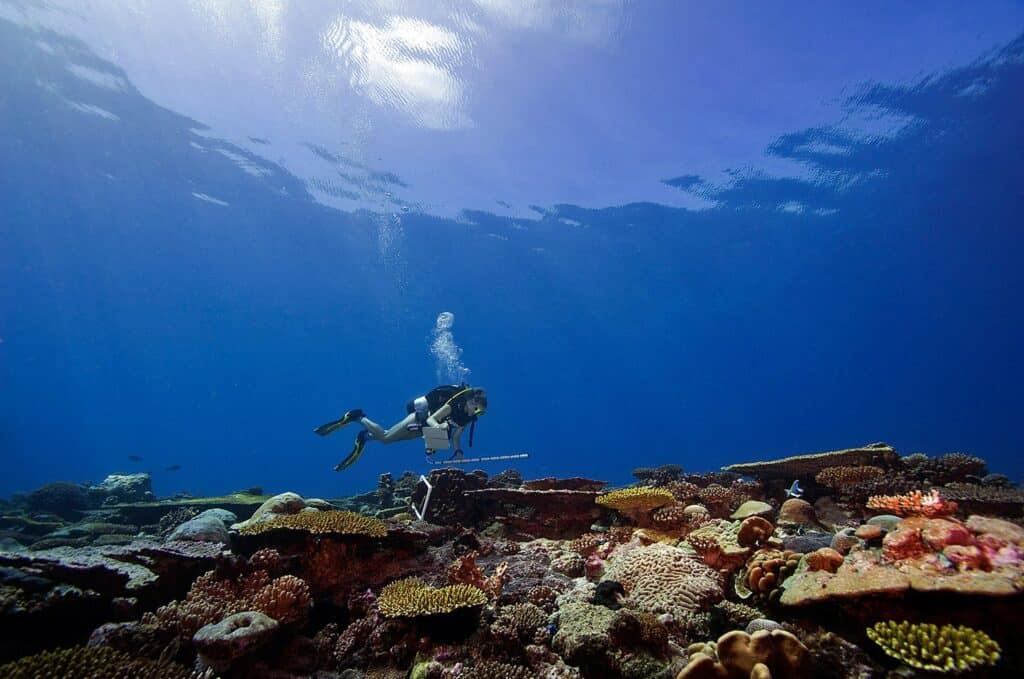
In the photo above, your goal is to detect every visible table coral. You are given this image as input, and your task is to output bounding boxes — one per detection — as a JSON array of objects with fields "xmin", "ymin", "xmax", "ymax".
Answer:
[
  {"xmin": 378, "ymin": 577, "xmax": 486, "ymax": 617},
  {"xmin": 866, "ymin": 621, "xmax": 1000, "ymax": 673},
  {"xmin": 814, "ymin": 465, "xmax": 884, "ymax": 489},
  {"xmin": 596, "ymin": 487, "xmax": 675, "ymax": 523},
  {"xmin": 236, "ymin": 509, "xmax": 387, "ymax": 537},
  {"xmin": 723, "ymin": 443, "xmax": 897, "ymax": 480}
]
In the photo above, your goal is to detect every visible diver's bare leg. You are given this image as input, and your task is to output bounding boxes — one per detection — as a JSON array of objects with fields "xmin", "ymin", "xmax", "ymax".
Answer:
[{"xmin": 360, "ymin": 413, "xmax": 421, "ymax": 443}]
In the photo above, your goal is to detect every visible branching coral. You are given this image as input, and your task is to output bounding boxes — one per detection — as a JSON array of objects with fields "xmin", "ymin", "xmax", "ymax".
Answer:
[
  {"xmin": 236, "ymin": 509, "xmax": 387, "ymax": 537},
  {"xmin": 143, "ymin": 569, "xmax": 312, "ymax": 637},
  {"xmin": 814, "ymin": 465, "xmax": 884, "ymax": 489},
  {"xmin": 378, "ymin": 577, "xmax": 486, "ymax": 617},
  {"xmin": 867, "ymin": 489, "xmax": 958, "ymax": 517},
  {"xmin": 490, "ymin": 603, "xmax": 548, "ymax": 643},
  {"xmin": 866, "ymin": 621, "xmax": 1000, "ymax": 673}
]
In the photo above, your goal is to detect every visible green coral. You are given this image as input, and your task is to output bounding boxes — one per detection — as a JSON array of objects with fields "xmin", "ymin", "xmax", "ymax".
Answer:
[{"xmin": 866, "ymin": 621, "xmax": 1000, "ymax": 673}]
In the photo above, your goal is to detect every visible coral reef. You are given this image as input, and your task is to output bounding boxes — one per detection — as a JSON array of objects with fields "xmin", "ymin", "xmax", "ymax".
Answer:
[
  {"xmin": 866, "ymin": 621, "xmax": 1000, "ymax": 673},
  {"xmin": 2, "ymin": 444, "xmax": 1022, "ymax": 678}
]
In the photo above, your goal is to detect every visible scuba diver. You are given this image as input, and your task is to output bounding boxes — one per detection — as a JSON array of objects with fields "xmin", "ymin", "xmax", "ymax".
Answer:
[{"xmin": 314, "ymin": 384, "xmax": 488, "ymax": 471}]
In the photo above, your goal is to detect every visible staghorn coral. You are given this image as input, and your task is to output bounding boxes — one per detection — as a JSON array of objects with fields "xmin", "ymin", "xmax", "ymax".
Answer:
[
  {"xmin": 604, "ymin": 542, "xmax": 723, "ymax": 618},
  {"xmin": 378, "ymin": 577, "xmax": 486, "ymax": 617},
  {"xmin": 236, "ymin": 509, "xmax": 387, "ymax": 537},
  {"xmin": 866, "ymin": 489, "xmax": 958, "ymax": 517},
  {"xmin": 723, "ymin": 443, "xmax": 898, "ymax": 480},
  {"xmin": 866, "ymin": 621, "xmax": 1000, "ymax": 673},
  {"xmin": 814, "ymin": 465, "xmax": 884, "ymax": 489},
  {"xmin": 0, "ymin": 645, "xmax": 200, "ymax": 678}
]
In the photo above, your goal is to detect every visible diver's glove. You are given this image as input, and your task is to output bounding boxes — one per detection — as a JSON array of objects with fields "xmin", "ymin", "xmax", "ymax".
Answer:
[{"xmin": 334, "ymin": 430, "xmax": 370, "ymax": 471}]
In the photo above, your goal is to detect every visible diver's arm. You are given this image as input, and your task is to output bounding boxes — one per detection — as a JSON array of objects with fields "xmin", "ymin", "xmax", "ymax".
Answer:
[{"xmin": 426, "ymin": 404, "xmax": 451, "ymax": 428}]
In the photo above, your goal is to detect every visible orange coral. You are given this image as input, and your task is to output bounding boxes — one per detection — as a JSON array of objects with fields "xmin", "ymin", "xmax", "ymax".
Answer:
[
  {"xmin": 447, "ymin": 551, "xmax": 508, "ymax": 599},
  {"xmin": 866, "ymin": 489, "xmax": 958, "ymax": 517},
  {"xmin": 805, "ymin": 547, "xmax": 844, "ymax": 573},
  {"xmin": 737, "ymin": 517, "xmax": 775, "ymax": 548}
]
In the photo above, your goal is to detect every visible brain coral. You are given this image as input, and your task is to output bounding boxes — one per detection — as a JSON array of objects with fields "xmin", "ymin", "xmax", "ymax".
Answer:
[
  {"xmin": 378, "ymin": 577, "xmax": 486, "ymax": 617},
  {"xmin": 866, "ymin": 621, "xmax": 1000, "ymax": 673},
  {"xmin": 237, "ymin": 509, "xmax": 387, "ymax": 537},
  {"xmin": 597, "ymin": 487, "xmax": 675, "ymax": 513},
  {"xmin": 603, "ymin": 543, "xmax": 723, "ymax": 618},
  {"xmin": 0, "ymin": 646, "xmax": 196, "ymax": 679}
]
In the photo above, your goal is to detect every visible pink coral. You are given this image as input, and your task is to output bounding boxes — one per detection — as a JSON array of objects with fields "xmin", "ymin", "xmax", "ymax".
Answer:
[{"xmin": 866, "ymin": 489, "xmax": 958, "ymax": 517}]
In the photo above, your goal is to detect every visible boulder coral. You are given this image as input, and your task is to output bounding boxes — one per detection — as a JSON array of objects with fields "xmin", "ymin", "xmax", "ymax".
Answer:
[{"xmin": 676, "ymin": 629, "xmax": 810, "ymax": 679}]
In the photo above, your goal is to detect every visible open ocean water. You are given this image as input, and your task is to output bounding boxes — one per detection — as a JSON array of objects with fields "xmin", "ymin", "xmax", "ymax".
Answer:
[{"xmin": 1, "ymin": 2, "xmax": 1024, "ymax": 677}]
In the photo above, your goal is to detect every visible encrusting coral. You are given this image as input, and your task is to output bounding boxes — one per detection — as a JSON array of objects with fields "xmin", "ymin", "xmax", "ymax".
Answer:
[
  {"xmin": 866, "ymin": 621, "xmax": 1000, "ymax": 673},
  {"xmin": 236, "ymin": 509, "xmax": 388, "ymax": 537},
  {"xmin": 378, "ymin": 577, "xmax": 487, "ymax": 617}
]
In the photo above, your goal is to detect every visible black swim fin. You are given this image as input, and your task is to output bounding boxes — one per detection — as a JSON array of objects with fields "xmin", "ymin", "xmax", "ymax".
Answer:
[
  {"xmin": 333, "ymin": 431, "xmax": 369, "ymax": 471},
  {"xmin": 314, "ymin": 409, "xmax": 365, "ymax": 436}
]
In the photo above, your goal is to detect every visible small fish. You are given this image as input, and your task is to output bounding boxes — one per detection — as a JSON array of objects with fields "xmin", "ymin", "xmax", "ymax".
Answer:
[
  {"xmin": 127, "ymin": 455, "xmax": 143, "ymax": 462},
  {"xmin": 165, "ymin": 464, "xmax": 182, "ymax": 472},
  {"xmin": 784, "ymin": 480, "xmax": 804, "ymax": 499}
]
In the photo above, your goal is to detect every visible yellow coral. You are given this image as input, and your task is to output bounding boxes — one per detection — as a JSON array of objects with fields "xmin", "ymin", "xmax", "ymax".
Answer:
[
  {"xmin": 596, "ymin": 487, "xmax": 675, "ymax": 513},
  {"xmin": 379, "ymin": 577, "xmax": 487, "ymax": 617},
  {"xmin": 237, "ymin": 509, "xmax": 387, "ymax": 537},
  {"xmin": 0, "ymin": 646, "xmax": 196, "ymax": 679},
  {"xmin": 866, "ymin": 621, "xmax": 1000, "ymax": 673}
]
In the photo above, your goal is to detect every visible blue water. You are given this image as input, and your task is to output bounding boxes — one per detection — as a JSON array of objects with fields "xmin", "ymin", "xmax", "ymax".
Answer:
[{"xmin": 2, "ymin": 3, "xmax": 1023, "ymax": 501}]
